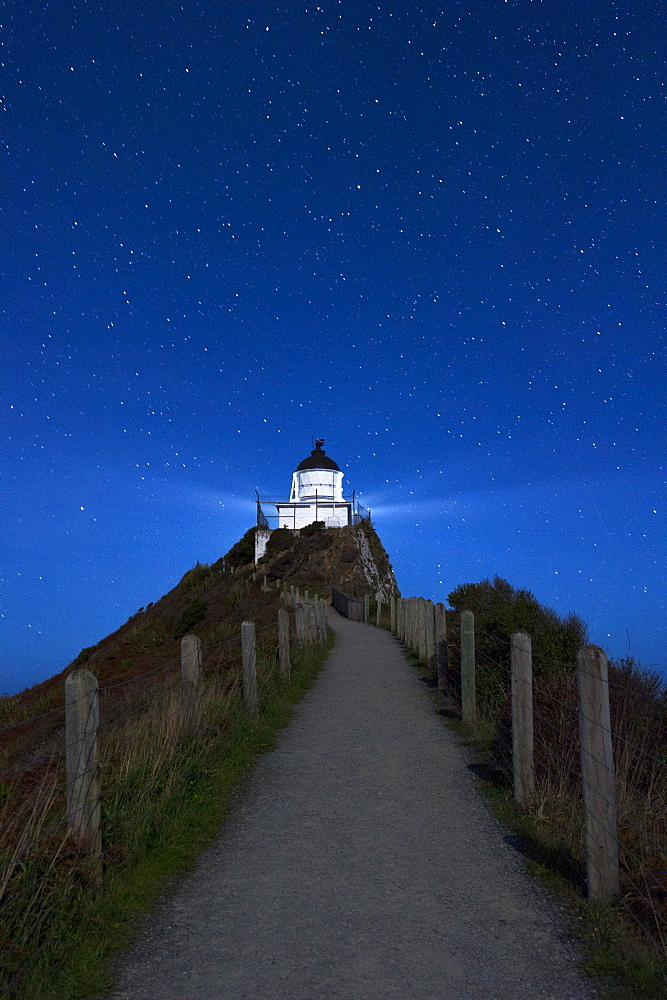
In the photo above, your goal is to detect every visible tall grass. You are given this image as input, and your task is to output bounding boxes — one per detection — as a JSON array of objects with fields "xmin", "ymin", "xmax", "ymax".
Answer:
[
  {"xmin": 386, "ymin": 582, "xmax": 666, "ymax": 997},
  {"xmin": 0, "ymin": 620, "xmax": 333, "ymax": 1000}
]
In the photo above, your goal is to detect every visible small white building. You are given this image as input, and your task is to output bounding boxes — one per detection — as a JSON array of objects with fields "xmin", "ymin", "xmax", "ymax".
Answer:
[
  {"xmin": 276, "ymin": 440, "xmax": 352, "ymax": 530},
  {"xmin": 254, "ymin": 441, "xmax": 366, "ymax": 563}
]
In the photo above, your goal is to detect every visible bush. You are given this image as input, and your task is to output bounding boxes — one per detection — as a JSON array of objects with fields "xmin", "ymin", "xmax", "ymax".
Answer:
[
  {"xmin": 179, "ymin": 562, "xmax": 220, "ymax": 596},
  {"xmin": 447, "ymin": 576, "xmax": 587, "ymax": 717},
  {"xmin": 300, "ymin": 521, "xmax": 325, "ymax": 537},
  {"xmin": 173, "ymin": 599, "xmax": 208, "ymax": 639},
  {"xmin": 68, "ymin": 646, "xmax": 96, "ymax": 670},
  {"xmin": 263, "ymin": 528, "xmax": 294, "ymax": 558},
  {"xmin": 223, "ymin": 527, "xmax": 257, "ymax": 569}
]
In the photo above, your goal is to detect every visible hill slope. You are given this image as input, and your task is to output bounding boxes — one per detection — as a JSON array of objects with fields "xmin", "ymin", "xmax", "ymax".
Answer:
[{"xmin": 1, "ymin": 522, "xmax": 398, "ymax": 760}]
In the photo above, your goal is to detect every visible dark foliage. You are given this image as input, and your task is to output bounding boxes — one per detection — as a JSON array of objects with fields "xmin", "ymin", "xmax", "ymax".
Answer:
[
  {"xmin": 173, "ymin": 598, "xmax": 208, "ymax": 639},
  {"xmin": 221, "ymin": 527, "xmax": 256, "ymax": 569},
  {"xmin": 447, "ymin": 576, "xmax": 587, "ymax": 718},
  {"xmin": 262, "ymin": 528, "xmax": 294, "ymax": 558},
  {"xmin": 67, "ymin": 646, "xmax": 96, "ymax": 671},
  {"xmin": 299, "ymin": 520, "xmax": 325, "ymax": 537}
]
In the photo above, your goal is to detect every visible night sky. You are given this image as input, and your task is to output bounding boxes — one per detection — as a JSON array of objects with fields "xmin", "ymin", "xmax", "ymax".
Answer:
[{"xmin": 3, "ymin": 1, "xmax": 665, "ymax": 695}]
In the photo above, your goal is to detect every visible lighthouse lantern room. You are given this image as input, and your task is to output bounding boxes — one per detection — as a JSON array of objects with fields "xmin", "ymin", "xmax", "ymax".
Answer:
[{"xmin": 275, "ymin": 440, "xmax": 351, "ymax": 530}]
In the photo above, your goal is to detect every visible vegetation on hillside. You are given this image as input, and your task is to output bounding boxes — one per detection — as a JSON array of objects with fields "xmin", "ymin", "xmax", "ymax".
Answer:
[
  {"xmin": 408, "ymin": 575, "xmax": 667, "ymax": 998},
  {"xmin": 0, "ymin": 528, "xmax": 335, "ymax": 999},
  {"xmin": 258, "ymin": 521, "xmax": 397, "ymax": 599},
  {"xmin": 445, "ymin": 575, "xmax": 587, "ymax": 717}
]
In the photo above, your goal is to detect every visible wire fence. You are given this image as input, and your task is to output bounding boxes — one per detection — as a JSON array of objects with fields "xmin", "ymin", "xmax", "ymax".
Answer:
[
  {"xmin": 0, "ymin": 588, "xmax": 330, "ymax": 991},
  {"xmin": 379, "ymin": 593, "xmax": 667, "ymax": 961}
]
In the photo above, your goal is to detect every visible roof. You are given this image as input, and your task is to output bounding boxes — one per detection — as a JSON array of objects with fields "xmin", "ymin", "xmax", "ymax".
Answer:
[{"xmin": 296, "ymin": 440, "xmax": 340, "ymax": 472}]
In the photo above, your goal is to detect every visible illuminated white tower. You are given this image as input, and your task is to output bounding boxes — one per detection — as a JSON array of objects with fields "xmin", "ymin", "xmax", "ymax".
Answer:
[{"xmin": 275, "ymin": 440, "xmax": 352, "ymax": 529}]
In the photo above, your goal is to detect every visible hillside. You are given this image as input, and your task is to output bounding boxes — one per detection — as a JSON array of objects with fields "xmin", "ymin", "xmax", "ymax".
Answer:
[
  {"xmin": 0, "ymin": 522, "xmax": 398, "ymax": 770},
  {"xmin": 255, "ymin": 520, "xmax": 398, "ymax": 601},
  {"xmin": 2, "ymin": 519, "xmax": 374, "ymax": 999}
]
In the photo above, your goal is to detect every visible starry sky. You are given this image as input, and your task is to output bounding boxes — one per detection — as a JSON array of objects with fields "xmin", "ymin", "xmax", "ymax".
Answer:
[{"xmin": 2, "ymin": 1, "xmax": 665, "ymax": 695}]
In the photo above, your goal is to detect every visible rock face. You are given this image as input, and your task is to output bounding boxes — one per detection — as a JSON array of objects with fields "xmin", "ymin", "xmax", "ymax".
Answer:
[{"xmin": 258, "ymin": 522, "xmax": 399, "ymax": 600}]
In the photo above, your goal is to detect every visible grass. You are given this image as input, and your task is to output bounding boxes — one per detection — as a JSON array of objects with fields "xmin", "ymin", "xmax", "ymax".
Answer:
[
  {"xmin": 407, "ymin": 653, "xmax": 667, "ymax": 1000},
  {"xmin": 0, "ymin": 630, "xmax": 333, "ymax": 1000}
]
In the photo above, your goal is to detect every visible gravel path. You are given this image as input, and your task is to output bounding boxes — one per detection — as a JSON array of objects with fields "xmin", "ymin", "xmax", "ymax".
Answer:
[{"xmin": 109, "ymin": 611, "xmax": 597, "ymax": 1000}]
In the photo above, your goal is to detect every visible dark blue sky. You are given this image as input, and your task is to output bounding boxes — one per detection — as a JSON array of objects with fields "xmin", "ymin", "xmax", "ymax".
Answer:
[{"xmin": 2, "ymin": 1, "xmax": 665, "ymax": 694}]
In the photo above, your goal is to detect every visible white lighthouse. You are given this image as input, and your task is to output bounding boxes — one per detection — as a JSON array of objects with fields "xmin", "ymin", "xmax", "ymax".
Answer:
[{"xmin": 275, "ymin": 440, "xmax": 352, "ymax": 530}]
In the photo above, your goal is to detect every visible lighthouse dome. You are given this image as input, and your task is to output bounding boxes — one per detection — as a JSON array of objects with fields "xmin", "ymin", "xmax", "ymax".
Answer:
[{"xmin": 296, "ymin": 440, "xmax": 340, "ymax": 472}]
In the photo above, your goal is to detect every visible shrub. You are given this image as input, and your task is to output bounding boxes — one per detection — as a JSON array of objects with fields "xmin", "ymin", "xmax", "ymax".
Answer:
[
  {"xmin": 120, "ymin": 623, "xmax": 168, "ymax": 651},
  {"xmin": 447, "ymin": 576, "xmax": 587, "ymax": 717},
  {"xmin": 300, "ymin": 521, "xmax": 325, "ymax": 537},
  {"xmin": 223, "ymin": 527, "xmax": 257, "ymax": 569},
  {"xmin": 68, "ymin": 646, "xmax": 96, "ymax": 670},
  {"xmin": 173, "ymin": 599, "xmax": 208, "ymax": 639},
  {"xmin": 179, "ymin": 562, "xmax": 220, "ymax": 596},
  {"xmin": 263, "ymin": 528, "xmax": 294, "ymax": 558}
]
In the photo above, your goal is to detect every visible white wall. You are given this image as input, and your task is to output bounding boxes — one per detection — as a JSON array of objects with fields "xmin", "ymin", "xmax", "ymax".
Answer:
[{"xmin": 276, "ymin": 502, "xmax": 351, "ymax": 530}]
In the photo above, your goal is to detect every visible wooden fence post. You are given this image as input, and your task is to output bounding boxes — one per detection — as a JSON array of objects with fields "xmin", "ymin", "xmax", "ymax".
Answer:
[
  {"xmin": 376, "ymin": 595, "xmax": 382, "ymax": 627},
  {"xmin": 318, "ymin": 600, "xmax": 327, "ymax": 643},
  {"xmin": 511, "ymin": 631, "xmax": 534, "ymax": 803},
  {"xmin": 576, "ymin": 645, "xmax": 620, "ymax": 901},
  {"xmin": 65, "ymin": 668, "xmax": 101, "ymax": 854},
  {"xmin": 460, "ymin": 610, "xmax": 476, "ymax": 724},
  {"xmin": 241, "ymin": 621, "xmax": 258, "ymax": 719},
  {"xmin": 390, "ymin": 596, "xmax": 396, "ymax": 634},
  {"xmin": 435, "ymin": 603, "xmax": 447, "ymax": 691},
  {"xmin": 181, "ymin": 634, "xmax": 203, "ymax": 733},
  {"xmin": 278, "ymin": 607, "xmax": 290, "ymax": 679},
  {"xmin": 417, "ymin": 597, "xmax": 427, "ymax": 663},
  {"xmin": 364, "ymin": 594, "xmax": 370, "ymax": 623},
  {"xmin": 425, "ymin": 600, "xmax": 435, "ymax": 671},
  {"xmin": 306, "ymin": 604, "xmax": 316, "ymax": 644},
  {"xmin": 295, "ymin": 604, "xmax": 306, "ymax": 645}
]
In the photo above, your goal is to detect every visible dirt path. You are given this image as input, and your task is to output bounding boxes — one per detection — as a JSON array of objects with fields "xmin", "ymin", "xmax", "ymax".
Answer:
[{"xmin": 109, "ymin": 610, "xmax": 597, "ymax": 1000}]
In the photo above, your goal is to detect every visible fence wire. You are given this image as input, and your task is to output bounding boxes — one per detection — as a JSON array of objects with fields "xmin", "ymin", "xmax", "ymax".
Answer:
[
  {"xmin": 390, "ymin": 597, "xmax": 667, "ymax": 960},
  {"xmin": 1, "ymin": 592, "xmax": 333, "ymax": 983}
]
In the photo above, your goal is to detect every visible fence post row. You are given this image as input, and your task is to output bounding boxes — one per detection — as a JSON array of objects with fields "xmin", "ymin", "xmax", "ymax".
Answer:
[
  {"xmin": 510, "ymin": 631, "xmax": 534, "ymax": 804},
  {"xmin": 364, "ymin": 594, "xmax": 370, "ymax": 624},
  {"xmin": 392, "ymin": 594, "xmax": 621, "ymax": 908},
  {"xmin": 460, "ymin": 609, "xmax": 476, "ymax": 724},
  {"xmin": 181, "ymin": 634, "xmax": 203, "ymax": 733},
  {"xmin": 241, "ymin": 621, "xmax": 258, "ymax": 720},
  {"xmin": 65, "ymin": 668, "xmax": 101, "ymax": 855},
  {"xmin": 376, "ymin": 595, "xmax": 382, "ymax": 627},
  {"xmin": 576, "ymin": 645, "xmax": 620, "ymax": 901}
]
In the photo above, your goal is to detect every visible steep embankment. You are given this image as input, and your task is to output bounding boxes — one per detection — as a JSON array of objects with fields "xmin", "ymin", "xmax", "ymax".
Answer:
[
  {"xmin": 257, "ymin": 522, "xmax": 399, "ymax": 601},
  {"xmin": 0, "ymin": 522, "xmax": 398, "ymax": 766}
]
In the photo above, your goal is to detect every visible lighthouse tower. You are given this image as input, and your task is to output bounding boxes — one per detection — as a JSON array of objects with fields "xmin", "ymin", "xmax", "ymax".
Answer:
[{"xmin": 275, "ymin": 440, "xmax": 352, "ymax": 530}]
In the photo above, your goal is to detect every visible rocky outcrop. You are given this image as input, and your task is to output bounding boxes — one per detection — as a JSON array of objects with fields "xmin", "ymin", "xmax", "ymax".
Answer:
[{"xmin": 258, "ymin": 522, "xmax": 399, "ymax": 600}]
